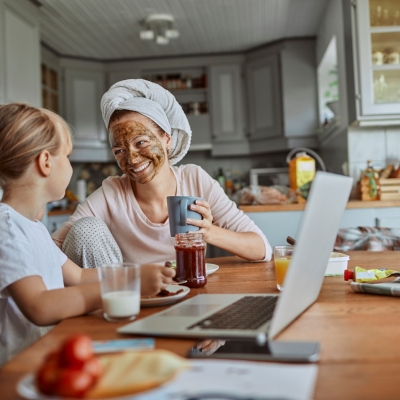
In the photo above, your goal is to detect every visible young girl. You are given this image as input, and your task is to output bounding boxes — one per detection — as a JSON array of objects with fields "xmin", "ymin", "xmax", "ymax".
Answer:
[{"xmin": 0, "ymin": 103, "xmax": 175, "ymax": 366}]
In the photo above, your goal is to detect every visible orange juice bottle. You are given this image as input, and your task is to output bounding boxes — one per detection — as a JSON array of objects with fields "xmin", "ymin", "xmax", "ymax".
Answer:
[{"xmin": 289, "ymin": 152, "xmax": 316, "ymax": 202}]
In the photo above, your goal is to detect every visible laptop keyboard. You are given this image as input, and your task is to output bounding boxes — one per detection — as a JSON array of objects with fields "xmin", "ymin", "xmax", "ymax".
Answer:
[{"xmin": 188, "ymin": 296, "xmax": 278, "ymax": 330}]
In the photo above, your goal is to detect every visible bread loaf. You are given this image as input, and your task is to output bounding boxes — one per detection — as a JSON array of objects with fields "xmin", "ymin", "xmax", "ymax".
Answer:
[{"xmin": 86, "ymin": 349, "xmax": 189, "ymax": 398}]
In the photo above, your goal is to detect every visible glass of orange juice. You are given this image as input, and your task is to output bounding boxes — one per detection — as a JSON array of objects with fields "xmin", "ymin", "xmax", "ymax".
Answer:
[{"xmin": 273, "ymin": 246, "xmax": 294, "ymax": 291}]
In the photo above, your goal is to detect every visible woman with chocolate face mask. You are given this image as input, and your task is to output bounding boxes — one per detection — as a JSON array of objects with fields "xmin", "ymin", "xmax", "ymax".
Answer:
[{"xmin": 52, "ymin": 79, "xmax": 272, "ymax": 268}]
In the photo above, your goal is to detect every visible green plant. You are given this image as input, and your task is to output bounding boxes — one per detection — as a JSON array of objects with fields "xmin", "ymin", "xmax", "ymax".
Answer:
[{"xmin": 324, "ymin": 65, "xmax": 338, "ymax": 101}]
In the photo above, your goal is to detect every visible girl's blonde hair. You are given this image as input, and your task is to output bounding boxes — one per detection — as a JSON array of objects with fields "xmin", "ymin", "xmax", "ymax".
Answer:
[{"xmin": 0, "ymin": 103, "xmax": 72, "ymax": 190}]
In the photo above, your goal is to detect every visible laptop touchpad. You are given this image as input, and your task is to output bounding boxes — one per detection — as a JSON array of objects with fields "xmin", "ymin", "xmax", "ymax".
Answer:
[{"xmin": 160, "ymin": 304, "xmax": 220, "ymax": 317}]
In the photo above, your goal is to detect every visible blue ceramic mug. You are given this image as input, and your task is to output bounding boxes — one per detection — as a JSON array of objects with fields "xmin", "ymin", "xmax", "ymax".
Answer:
[{"xmin": 167, "ymin": 196, "xmax": 204, "ymax": 237}]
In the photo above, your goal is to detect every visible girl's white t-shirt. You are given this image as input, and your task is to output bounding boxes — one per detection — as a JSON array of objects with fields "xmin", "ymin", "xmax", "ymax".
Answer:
[
  {"xmin": 53, "ymin": 164, "xmax": 272, "ymax": 264},
  {"xmin": 0, "ymin": 204, "xmax": 66, "ymax": 366}
]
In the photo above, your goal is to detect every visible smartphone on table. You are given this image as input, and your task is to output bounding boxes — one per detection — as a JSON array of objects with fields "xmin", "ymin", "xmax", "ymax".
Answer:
[{"xmin": 187, "ymin": 338, "xmax": 320, "ymax": 363}]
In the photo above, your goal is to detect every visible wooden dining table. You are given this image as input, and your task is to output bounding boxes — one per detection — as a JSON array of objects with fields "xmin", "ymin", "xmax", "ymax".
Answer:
[{"xmin": 2, "ymin": 251, "xmax": 400, "ymax": 399}]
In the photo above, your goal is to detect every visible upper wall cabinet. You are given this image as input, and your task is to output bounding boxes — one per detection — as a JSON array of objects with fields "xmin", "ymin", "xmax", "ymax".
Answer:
[
  {"xmin": 209, "ymin": 64, "xmax": 249, "ymax": 156},
  {"xmin": 64, "ymin": 69, "xmax": 112, "ymax": 162},
  {"xmin": 0, "ymin": 0, "xmax": 41, "ymax": 106},
  {"xmin": 246, "ymin": 40, "xmax": 319, "ymax": 154},
  {"xmin": 348, "ymin": 0, "xmax": 400, "ymax": 124},
  {"xmin": 246, "ymin": 54, "xmax": 282, "ymax": 141}
]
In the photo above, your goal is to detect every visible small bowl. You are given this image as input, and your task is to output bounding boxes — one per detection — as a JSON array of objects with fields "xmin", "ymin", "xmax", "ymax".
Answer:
[{"xmin": 325, "ymin": 252, "xmax": 350, "ymax": 276}]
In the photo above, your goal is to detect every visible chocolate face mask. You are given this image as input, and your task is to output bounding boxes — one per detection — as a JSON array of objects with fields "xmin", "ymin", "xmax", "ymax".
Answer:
[{"xmin": 111, "ymin": 121, "xmax": 167, "ymax": 185}]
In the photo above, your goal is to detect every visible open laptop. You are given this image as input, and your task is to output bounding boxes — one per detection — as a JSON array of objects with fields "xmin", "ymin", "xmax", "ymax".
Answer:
[{"xmin": 119, "ymin": 172, "xmax": 353, "ymax": 341}]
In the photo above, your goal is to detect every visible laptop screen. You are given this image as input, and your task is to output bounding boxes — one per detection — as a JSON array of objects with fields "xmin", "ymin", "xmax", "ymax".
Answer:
[{"xmin": 268, "ymin": 172, "xmax": 353, "ymax": 339}]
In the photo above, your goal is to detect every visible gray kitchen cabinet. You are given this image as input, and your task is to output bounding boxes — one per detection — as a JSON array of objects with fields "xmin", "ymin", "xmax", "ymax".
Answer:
[
  {"xmin": 208, "ymin": 64, "xmax": 249, "ymax": 156},
  {"xmin": 246, "ymin": 54, "xmax": 282, "ymax": 141},
  {"xmin": 64, "ymin": 69, "xmax": 112, "ymax": 162},
  {"xmin": 186, "ymin": 114, "xmax": 212, "ymax": 151},
  {"xmin": 346, "ymin": 0, "xmax": 400, "ymax": 125},
  {"xmin": 246, "ymin": 206, "xmax": 400, "ymax": 248},
  {"xmin": 245, "ymin": 39, "xmax": 319, "ymax": 154},
  {"xmin": 0, "ymin": 0, "xmax": 41, "ymax": 107}
]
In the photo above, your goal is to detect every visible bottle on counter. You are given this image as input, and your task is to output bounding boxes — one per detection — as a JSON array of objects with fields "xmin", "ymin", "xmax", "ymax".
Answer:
[
  {"xmin": 217, "ymin": 168, "xmax": 226, "ymax": 192},
  {"xmin": 358, "ymin": 160, "xmax": 380, "ymax": 201},
  {"xmin": 76, "ymin": 179, "xmax": 87, "ymax": 203},
  {"xmin": 233, "ymin": 170, "xmax": 241, "ymax": 192},
  {"xmin": 230, "ymin": 170, "xmax": 242, "ymax": 204},
  {"xmin": 225, "ymin": 169, "xmax": 234, "ymax": 198}
]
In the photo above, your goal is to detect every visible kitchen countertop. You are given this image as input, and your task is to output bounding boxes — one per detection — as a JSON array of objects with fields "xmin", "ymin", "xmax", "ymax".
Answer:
[
  {"xmin": 50, "ymin": 201, "xmax": 400, "ymax": 215},
  {"xmin": 47, "ymin": 207, "xmax": 77, "ymax": 217},
  {"xmin": 240, "ymin": 199, "xmax": 400, "ymax": 212}
]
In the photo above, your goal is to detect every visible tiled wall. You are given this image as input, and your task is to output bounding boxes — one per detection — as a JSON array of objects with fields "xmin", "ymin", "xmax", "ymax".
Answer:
[
  {"xmin": 348, "ymin": 126, "xmax": 400, "ymax": 182},
  {"xmin": 318, "ymin": 127, "xmax": 349, "ymax": 175}
]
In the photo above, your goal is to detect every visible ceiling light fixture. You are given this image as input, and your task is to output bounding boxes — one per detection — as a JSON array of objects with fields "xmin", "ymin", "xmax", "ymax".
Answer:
[{"xmin": 139, "ymin": 13, "xmax": 179, "ymax": 45}]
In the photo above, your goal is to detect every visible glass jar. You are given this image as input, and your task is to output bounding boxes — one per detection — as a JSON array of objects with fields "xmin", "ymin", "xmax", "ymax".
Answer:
[{"xmin": 174, "ymin": 233, "xmax": 207, "ymax": 288}]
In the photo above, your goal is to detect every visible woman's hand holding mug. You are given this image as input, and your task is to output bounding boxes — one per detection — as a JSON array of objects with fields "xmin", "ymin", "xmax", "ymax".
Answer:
[{"xmin": 188, "ymin": 200, "xmax": 214, "ymax": 242}]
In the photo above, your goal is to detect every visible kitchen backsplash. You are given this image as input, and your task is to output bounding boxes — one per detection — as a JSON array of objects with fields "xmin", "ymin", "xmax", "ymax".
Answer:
[{"xmin": 79, "ymin": 163, "xmax": 122, "ymax": 196}]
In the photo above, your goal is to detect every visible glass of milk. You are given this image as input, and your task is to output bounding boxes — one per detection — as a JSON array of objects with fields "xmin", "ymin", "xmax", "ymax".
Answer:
[{"xmin": 98, "ymin": 263, "xmax": 140, "ymax": 322}]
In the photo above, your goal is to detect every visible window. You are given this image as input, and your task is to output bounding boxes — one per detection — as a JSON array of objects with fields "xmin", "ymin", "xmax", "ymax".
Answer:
[{"xmin": 317, "ymin": 36, "xmax": 339, "ymax": 126}]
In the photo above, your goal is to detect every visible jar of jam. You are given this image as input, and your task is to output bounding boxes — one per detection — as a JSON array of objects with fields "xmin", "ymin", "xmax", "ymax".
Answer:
[{"xmin": 174, "ymin": 233, "xmax": 207, "ymax": 288}]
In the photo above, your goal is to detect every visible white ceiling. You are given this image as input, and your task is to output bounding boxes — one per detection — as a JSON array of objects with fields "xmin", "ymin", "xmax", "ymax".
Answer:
[{"xmin": 38, "ymin": 0, "xmax": 329, "ymax": 61}]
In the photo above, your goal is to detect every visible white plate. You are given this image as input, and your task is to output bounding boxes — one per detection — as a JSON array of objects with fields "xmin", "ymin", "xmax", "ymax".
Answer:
[
  {"xmin": 206, "ymin": 263, "xmax": 219, "ymax": 275},
  {"xmin": 17, "ymin": 373, "xmax": 131, "ymax": 400},
  {"xmin": 167, "ymin": 262, "xmax": 219, "ymax": 276},
  {"xmin": 140, "ymin": 284, "xmax": 190, "ymax": 307}
]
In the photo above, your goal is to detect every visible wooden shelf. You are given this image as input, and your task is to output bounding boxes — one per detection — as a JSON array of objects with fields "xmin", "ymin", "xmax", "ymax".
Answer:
[
  {"xmin": 170, "ymin": 88, "xmax": 207, "ymax": 95},
  {"xmin": 48, "ymin": 207, "xmax": 76, "ymax": 217}
]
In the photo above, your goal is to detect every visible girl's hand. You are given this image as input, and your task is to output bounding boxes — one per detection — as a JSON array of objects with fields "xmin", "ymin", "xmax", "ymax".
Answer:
[
  {"xmin": 187, "ymin": 200, "xmax": 214, "ymax": 242},
  {"xmin": 195, "ymin": 339, "xmax": 226, "ymax": 355},
  {"xmin": 141, "ymin": 264, "xmax": 175, "ymax": 297}
]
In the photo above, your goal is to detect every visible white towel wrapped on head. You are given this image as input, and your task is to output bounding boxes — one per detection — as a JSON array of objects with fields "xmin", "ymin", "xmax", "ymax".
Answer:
[{"xmin": 100, "ymin": 79, "xmax": 191, "ymax": 165}]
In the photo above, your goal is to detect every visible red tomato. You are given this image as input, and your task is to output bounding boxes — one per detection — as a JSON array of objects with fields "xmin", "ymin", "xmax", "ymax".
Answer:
[
  {"xmin": 59, "ymin": 335, "xmax": 93, "ymax": 368},
  {"xmin": 44, "ymin": 350, "xmax": 61, "ymax": 367},
  {"xmin": 55, "ymin": 369, "xmax": 93, "ymax": 398},
  {"xmin": 83, "ymin": 356, "xmax": 103, "ymax": 382},
  {"xmin": 36, "ymin": 363, "xmax": 61, "ymax": 395}
]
